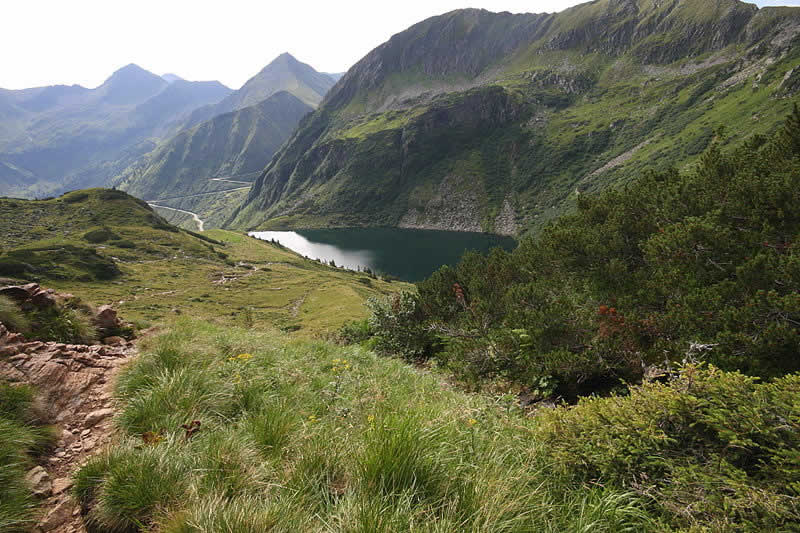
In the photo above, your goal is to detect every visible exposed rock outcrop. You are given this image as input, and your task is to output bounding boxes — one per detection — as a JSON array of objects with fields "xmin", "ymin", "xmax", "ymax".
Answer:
[
  {"xmin": 0, "ymin": 282, "xmax": 132, "ymax": 341},
  {"xmin": 0, "ymin": 288, "xmax": 135, "ymax": 532}
]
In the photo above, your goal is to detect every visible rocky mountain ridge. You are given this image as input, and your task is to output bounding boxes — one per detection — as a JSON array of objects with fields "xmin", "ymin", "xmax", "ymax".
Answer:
[{"xmin": 176, "ymin": 53, "xmax": 336, "ymax": 133}]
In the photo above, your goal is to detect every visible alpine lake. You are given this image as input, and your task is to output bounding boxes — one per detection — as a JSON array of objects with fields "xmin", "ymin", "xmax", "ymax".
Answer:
[{"xmin": 250, "ymin": 228, "xmax": 517, "ymax": 282}]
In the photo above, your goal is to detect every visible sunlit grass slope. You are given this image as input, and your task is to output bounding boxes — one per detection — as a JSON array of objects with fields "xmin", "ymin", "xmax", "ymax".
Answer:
[
  {"xmin": 75, "ymin": 319, "xmax": 656, "ymax": 532},
  {"xmin": 0, "ymin": 189, "xmax": 410, "ymax": 336}
]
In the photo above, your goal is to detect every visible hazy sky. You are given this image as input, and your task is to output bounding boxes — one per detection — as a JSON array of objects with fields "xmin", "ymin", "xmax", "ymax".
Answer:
[{"xmin": 2, "ymin": 0, "xmax": 798, "ymax": 90}]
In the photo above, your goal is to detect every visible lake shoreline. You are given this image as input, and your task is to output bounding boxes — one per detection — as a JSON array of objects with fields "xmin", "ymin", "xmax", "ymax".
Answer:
[{"xmin": 250, "ymin": 228, "xmax": 516, "ymax": 282}]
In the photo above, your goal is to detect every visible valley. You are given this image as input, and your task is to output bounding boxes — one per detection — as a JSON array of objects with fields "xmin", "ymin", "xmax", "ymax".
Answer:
[{"xmin": 2, "ymin": 0, "xmax": 800, "ymax": 531}]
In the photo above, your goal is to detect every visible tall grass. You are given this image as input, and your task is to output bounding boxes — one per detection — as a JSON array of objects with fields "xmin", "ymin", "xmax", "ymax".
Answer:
[
  {"xmin": 75, "ymin": 318, "xmax": 658, "ymax": 531},
  {"xmin": 0, "ymin": 295, "xmax": 29, "ymax": 333},
  {"xmin": 0, "ymin": 383, "xmax": 55, "ymax": 532}
]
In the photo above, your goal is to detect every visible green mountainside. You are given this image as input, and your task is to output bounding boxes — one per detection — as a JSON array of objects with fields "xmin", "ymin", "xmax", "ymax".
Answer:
[
  {"xmin": 114, "ymin": 91, "xmax": 313, "ymax": 230},
  {"xmin": 0, "ymin": 65, "xmax": 232, "ymax": 198},
  {"xmin": 230, "ymin": 0, "xmax": 800, "ymax": 235}
]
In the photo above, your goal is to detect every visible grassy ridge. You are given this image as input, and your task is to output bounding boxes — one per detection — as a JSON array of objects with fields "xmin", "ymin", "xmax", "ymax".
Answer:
[{"xmin": 0, "ymin": 188, "xmax": 221, "ymax": 281}]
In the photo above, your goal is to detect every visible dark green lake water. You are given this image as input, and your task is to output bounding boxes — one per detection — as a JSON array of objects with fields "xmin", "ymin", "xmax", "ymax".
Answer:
[{"xmin": 249, "ymin": 228, "xmax": 516, "ymax": 282}]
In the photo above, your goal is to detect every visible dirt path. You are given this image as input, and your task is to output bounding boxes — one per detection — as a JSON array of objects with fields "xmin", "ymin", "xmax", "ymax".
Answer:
[
  {"xmin": 0, "ymin": 327, "xmax": 135, "ymax": 532},
  {"xmin": 149, "ymin": 203, "xmax": 205, "ymax": 232}
]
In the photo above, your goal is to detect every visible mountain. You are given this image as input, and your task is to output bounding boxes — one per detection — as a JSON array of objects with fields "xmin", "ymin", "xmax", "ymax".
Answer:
[
  {"xmin": 95, "ymin": 63, "xmax": 169, "ymax": 105},
  {"xmin": 177, "ymin": 53, "xmax": 336, "ymax": 131},
  {"xmin": 131, "ymin": 79, "xmax": 233, "ymax": 137},
  {"xmin": 324, "ymin": 72, "xmax": 346, "ymax": 83},
  {"xmin": 0, "ymin": 65, "xmax": 232, "ymax": 198},
  {"xmin": 114, "ymin": 91, "xmax": 312, "ymax": 229},
  {"xmin": 161, "ymin": 73, "xmax": 185, "ymax": 83},
  {"xmin": 230, "ymin": 0, "xmax": 800, "ymax": 235}
]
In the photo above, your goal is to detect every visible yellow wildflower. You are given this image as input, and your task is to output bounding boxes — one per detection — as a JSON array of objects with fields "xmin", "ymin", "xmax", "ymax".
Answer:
[{"xmin": 467, "ymin": 418, "xmax": 478, "ymax": 426}]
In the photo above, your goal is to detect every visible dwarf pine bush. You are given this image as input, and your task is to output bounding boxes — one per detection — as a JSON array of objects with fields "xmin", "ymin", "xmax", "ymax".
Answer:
[
  {"xmin": 534, "ymin": 364, "xmax": 800, "ymax": 531},
  {"xmin": 396, "ymin": 106, "xmax": 800, "ymax": 395}
]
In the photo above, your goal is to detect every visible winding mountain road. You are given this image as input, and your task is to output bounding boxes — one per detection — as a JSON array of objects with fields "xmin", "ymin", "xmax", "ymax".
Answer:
[
  {"xmin": 145, "ymin": 176, "xmax": 254, "ymax": 232},
  {"xmin": 148, "ymin": 186, "xmax": 251, "ymax": 203},
  {"xmin": 148, "ymin": 203, "xmax": 205, "ymax": 232}
]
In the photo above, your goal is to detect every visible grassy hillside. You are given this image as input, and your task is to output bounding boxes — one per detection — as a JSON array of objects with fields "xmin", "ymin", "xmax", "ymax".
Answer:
[
  {"xmin": 0, "ymin": 189, "xmax": 410, "ymax": 335},
  {"xmin": 72, "ymin": 318, "xmax": 800, "ymax": 532},
  {"xmin": 73, "ymin": 319, "xmax": 658, "ymax": 532},
  {"xmin": 231, "ymin": 1, "xmax": 800, "ymax": 236}
]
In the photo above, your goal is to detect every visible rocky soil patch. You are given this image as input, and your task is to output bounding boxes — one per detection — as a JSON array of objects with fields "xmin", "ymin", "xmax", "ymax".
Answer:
[{"xmin": 0, "ymin": 284, "xmax": 136, "ymax": 532}]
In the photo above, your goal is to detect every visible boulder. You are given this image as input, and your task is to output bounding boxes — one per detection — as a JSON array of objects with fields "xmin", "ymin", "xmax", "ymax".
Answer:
[
  {"xmin": 0, "ymin": 285, "xmax": 31, "ymax": 302},
  {"xmin": 37, "ymin": 496, "xmax": 73, "ymax": 531},
  {"xmin": 0, "ymin": 344, "xmax": 19, "ymax": 357},
  {"xmin": 30, "ymin": 288, "xmax": 57, "ymax": 308},
  {"xmin": 93, "ymin": 305, "xmax": 121, "ymax": 332},
  {"xmin": 21, "ymin": 283, "xmax": 40, "ymax": 293},
  {"xmin": 52, "ymin": 477, "xmax": 73, "ymax": 495},
  {"xmin": 25, "ymin": 465, "xmax": 52, "ymax": 497}
]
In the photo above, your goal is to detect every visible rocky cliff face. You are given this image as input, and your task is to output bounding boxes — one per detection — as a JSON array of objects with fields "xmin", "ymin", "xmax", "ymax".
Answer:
[{"xmin": 231, "ymin": 0, "xmax": 800, "ymax": 236}]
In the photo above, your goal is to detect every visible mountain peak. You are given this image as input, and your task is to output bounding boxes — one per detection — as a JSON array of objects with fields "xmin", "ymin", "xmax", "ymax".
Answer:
[
  {"xmin": 97, "ymin": 63, "xmax": 167, "ymax": 105},
  {"xmin": 102, "ymin": 63, "xmax": 161, "ymax": 86},
  {"xmin": 230, "ymin": 53, "xmax": 335, "ymax": 108},
  {"xmin": 261, "ymin": 52, "xmax": 304, "ymax": 74}
]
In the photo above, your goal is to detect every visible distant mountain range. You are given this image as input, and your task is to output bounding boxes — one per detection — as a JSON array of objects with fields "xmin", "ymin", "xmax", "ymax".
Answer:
[
  {"xmin": 230, "ymin": 0, "xmax": 800, "ymax": 236},
  {"xmin": 0, "ymin": 65, "xmax": 232, "ymax": 197},
  {"xmin": 0, "ymin": 54, "xmax": 337, "ymax": 202}
]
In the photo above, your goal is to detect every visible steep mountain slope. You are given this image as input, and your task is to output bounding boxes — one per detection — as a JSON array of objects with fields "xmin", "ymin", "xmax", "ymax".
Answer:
[
  {"xmin": 177, "ymin": 53, "xmax": 335, "ymax": 132},
  {"xmin": 0, "ymin": 65, "xmax": 232, "ymax": 198},
  {"xmin": 324, "ymin": 72, "xmax": 346, "ymax": 82},
  {"xmin": 230, "ymin": 0, "xmax": 800, "ymax": 236},
  {"xmin": 115, "ymin": 91, "xmax": 312, "ymax": 229}
]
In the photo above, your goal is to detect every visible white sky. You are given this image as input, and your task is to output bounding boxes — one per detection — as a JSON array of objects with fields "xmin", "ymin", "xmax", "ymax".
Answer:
[{"xmin": 1, "ymin": 0, "xmax": 798, "ymax": 90}]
